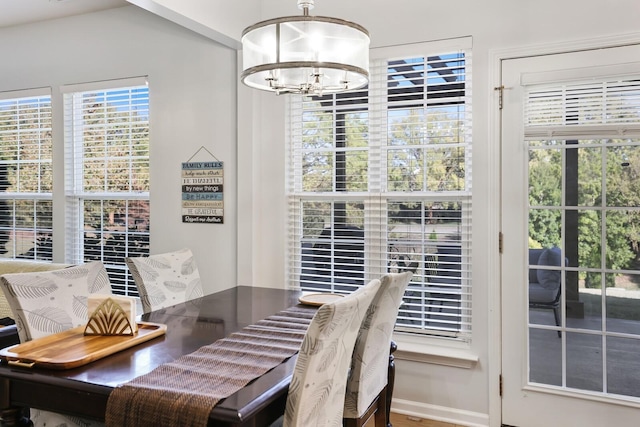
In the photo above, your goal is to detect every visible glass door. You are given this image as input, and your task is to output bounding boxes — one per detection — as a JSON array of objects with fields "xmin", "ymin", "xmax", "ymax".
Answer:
[{"xmin": 501, "ymin": 44, "xmax": 640, "ymax": 426}]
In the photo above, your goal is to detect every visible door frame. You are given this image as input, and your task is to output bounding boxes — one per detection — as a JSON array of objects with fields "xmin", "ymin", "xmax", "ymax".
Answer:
[{"xmin": 488, "ymin": 32, "xmax": 640, "ymax": 427}]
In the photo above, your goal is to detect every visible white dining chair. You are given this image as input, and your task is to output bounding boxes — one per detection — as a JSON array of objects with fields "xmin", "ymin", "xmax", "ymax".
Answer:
[
  {"xmin": 0, "ymin": 260, "xmax": 112, "ymax": 427},
  {"xmin": 282, "ymin": 277, "xmax": 382, "ymax": 426},
  {"xmin": 126, "ymin": 247, "xmax": 203, "ymax": 313},
  {"xmin": 343, "ymin": 271, "xmax": 413, "ymax": 427}
]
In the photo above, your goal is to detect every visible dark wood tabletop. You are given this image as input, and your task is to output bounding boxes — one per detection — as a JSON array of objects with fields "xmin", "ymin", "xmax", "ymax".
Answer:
[{"xmin": 0, "ymin": 286, "xmax": 307, "ymax": 427}]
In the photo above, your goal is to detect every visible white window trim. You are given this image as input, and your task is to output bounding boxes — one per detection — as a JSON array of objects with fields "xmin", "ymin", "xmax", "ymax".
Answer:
[
  {"xmin": 393, "ymin": 331, "xmax": 479, "ymax": 368},
  {"xmin": 286, "ymin": 37, "xmax": 474, "ymax": 347},
  {"xmin": 0, "ymin": 87, "xmax": 53, "ymax": 261},
  {"xmin": 62, "ymin": 77, "xmax": 150, "ymax": 296}
]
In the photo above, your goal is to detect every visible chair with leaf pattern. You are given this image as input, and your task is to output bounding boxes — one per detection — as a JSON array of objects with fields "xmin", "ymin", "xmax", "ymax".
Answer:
[
  {"xmin": 280, "ymin": 277, "xmax": 381, "ymax": 426},
  {"xmin": 0, "ymin": 260, "xmax": 112, "ymax": 427},
  {"xmin": 343, "ymin": 271, "xmax": 413, "ymax": 427},
  {"xmin": 126, "ymin": 248, "xmax": 203, "ymax": 313}
]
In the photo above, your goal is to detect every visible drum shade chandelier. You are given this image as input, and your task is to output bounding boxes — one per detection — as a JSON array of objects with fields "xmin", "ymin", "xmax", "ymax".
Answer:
[{"xmin": 241, "ymin": 0, "xmax": 370, "ymax": 95}]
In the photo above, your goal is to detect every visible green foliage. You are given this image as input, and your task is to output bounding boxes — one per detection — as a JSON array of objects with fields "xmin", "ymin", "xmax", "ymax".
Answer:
[
  {"xmin": 386, "ymin": 108, "xmax": 466, "ymax": 192},
  {"xmin": 0, "ymin": 91, "xmax": 149, "ymax": 261},
  {"xmin": 528, "ymin": 139, "xmax": 640, "ymax": 288},
  {"xmin": 299, "ymin": 105, "xmax": 467, "ymax": 238}
]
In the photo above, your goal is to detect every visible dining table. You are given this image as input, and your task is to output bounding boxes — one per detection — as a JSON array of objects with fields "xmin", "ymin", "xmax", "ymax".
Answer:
[{"xmin": 0, "ymin": 286, "xmax": 311, "ymax": 427}]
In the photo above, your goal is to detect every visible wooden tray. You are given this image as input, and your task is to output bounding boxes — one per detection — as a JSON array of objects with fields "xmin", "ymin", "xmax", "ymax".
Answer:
[
  {"xmin": 298, "ymin": 292, "xmax": 344, "ymax": 307},
  {"xmin": 0, "ymin": 321, "xmax": 166, "ymax": 370}
]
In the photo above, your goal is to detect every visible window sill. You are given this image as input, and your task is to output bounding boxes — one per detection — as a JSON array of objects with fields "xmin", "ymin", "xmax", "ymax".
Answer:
[{"xmin": 392, "ymin": 333, "xmax": 479, "ymax": 369}]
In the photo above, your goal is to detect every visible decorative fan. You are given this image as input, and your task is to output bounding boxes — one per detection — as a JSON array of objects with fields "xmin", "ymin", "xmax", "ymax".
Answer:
[{"xmin": 84, "ymin": 297, "xmax": 137, "ymax": 336}]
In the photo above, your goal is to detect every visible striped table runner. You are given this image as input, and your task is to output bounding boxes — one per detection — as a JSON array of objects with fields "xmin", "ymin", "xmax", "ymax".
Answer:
[{"xmin": 105, "ymin": 305, "xmax": 317, "ymax": 427}]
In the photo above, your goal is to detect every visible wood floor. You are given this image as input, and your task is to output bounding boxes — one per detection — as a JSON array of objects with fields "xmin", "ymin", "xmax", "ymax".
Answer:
[{"xmin": 390, "ymin": 412, "xmax": 461, "ymax": 427}]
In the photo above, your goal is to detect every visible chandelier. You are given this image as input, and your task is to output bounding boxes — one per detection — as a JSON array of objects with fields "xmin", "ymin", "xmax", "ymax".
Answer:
[{"xmin": 240, "ymin": 0, "xmax": 370, "ymax": 96}]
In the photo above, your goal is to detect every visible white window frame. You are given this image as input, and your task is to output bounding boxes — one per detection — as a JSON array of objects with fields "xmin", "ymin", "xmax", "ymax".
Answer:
[
  {"xmin": 62, "ymin": 77, "xmax": 150, "ymax": 296},
  {"xmin": 0, "ymin": 88, "xmax": 53, "ymax": 261},
  {"xmin": 286, "ymin": 38, "xmax": 473, "ymax": 342}
]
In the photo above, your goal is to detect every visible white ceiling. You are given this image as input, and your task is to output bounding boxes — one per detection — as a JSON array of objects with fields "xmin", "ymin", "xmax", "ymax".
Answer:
[{"xmin": 0, "ymin": 0, "xmax": 128, "ymax": 28}]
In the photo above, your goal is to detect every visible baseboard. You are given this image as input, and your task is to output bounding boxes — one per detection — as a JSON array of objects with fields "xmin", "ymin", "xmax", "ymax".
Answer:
[{"xmin": 392, "ymin": 398, "xmax": 489, "ymax": 427}]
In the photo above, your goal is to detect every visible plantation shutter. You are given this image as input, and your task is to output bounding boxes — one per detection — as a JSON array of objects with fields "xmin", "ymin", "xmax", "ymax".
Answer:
[
  {"xmin": 0, "ymin": 88, "xmax": 53, "ymax": 260},
  {"xmin": 524, "ymin": 78, "xmax": 640, "ymax": 139},
  {"xmin": 62, "ymin": 77, "xmax": 150, "ymax": 296},
  {"xmin": 286, "ymin": 38, "xmax": 473, "ymax": 339}
]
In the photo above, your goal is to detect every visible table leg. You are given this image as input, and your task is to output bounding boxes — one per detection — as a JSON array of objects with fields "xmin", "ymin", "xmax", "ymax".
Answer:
[
  {"xmin": 0, "ymin": 377, "xmax": 31, "ymax": 427},
  {"xmin": 0, "ymin": 407, "xmax": 32, "ymax": 427}
]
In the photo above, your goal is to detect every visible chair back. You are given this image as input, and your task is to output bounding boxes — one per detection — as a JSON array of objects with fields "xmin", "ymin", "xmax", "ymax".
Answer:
[
  {"xmin": 126, "ymin": 248, "xmax": 203, "ymax": 313},
  {"xmin": 343, "ymin": 271, "xmax": 413, "ymax": 419},
  {"xmin": 0, "ymin": 262, "xmax": 110, "ymax": 427},
  {"xmin": 529, "ymin": 247, "xmax": 566, "ymax": 304},
  {"xmin": 283, "ymin": 278, "xmax": 381, "ymax": 427},
  {"xmin": 0, "ymin": 261, "xmax": 111, "ymax": 342},
  {"xmin": 0, "ymin": 261, "xmax": 69, "ymax": 319}
]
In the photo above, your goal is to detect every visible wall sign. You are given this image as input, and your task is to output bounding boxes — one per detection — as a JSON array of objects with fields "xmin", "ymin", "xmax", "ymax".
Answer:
[{"xmin": 181, "ymin": 147, "xmax": 223, "ymax": 224}]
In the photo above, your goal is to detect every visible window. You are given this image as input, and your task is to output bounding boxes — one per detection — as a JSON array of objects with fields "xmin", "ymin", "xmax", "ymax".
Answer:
[
  {"xmin": 63, "ymin": 78, "xmax": 150, "ymax": 296},
  {"xmin": 287, "ymin": 38, "xmax": 472, "ymax": 339},
  {"xmin": 0, "ymin": 89, "xmax": 53, "ymax": 260}
]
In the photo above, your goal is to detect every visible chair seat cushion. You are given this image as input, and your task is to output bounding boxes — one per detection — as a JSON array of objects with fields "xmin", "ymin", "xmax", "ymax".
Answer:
[{"xmin": 529, "ymin": 281, "xmax": 558, "ymax": 304}]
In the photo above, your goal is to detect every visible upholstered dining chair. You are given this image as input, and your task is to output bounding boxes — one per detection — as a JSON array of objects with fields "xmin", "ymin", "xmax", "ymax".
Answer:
[
  {"xmin": 343, "ymin": 271, "xmax": 413, "ymax": 427},
  {"xmin": 281, "ymin": 277, "xmax": 382, "ymax": 427},
  {"xmin": 0, "ymin": 260, "xmax": 112, "ymax": 427},
  {"xmin": 126, "ymin": 247, "xmax": 204, "ymax": 313}
]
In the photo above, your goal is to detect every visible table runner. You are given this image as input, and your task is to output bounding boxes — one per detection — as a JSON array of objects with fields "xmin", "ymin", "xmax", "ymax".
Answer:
[{"xmin": 105, "ymin": 305, "xmax": 317, "ymax": 427}]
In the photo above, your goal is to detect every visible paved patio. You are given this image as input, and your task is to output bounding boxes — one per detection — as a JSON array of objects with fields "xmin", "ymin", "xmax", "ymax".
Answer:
[{"xmin": 529, "ymin": 298, "xmax": 640, "ymax": 399}]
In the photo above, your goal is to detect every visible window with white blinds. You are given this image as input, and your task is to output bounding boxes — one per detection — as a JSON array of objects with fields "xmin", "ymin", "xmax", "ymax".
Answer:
[
  {"xmin": 525, "ymin": 79, "xmax": 640, "ymax": 136},
  {"xmin": 63, "ymin": 78, "xmax": 149, "ymax": 296},
  {"xmin": 287, "ymin": 38, "xmax": 472, "ymax": 339},
  {"xmin": 0, "ymin": 89, "xmax": 53, "ymax": 261}
]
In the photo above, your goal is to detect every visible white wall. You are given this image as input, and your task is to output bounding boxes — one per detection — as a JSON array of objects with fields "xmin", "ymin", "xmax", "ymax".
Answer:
[
  {"xmin": 126, "ymin": 0, "xmax": 260, "ymax": 49},
  {"xmin": 0, "ymin": 5, "xmax": 238, "ymax": 295}
]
